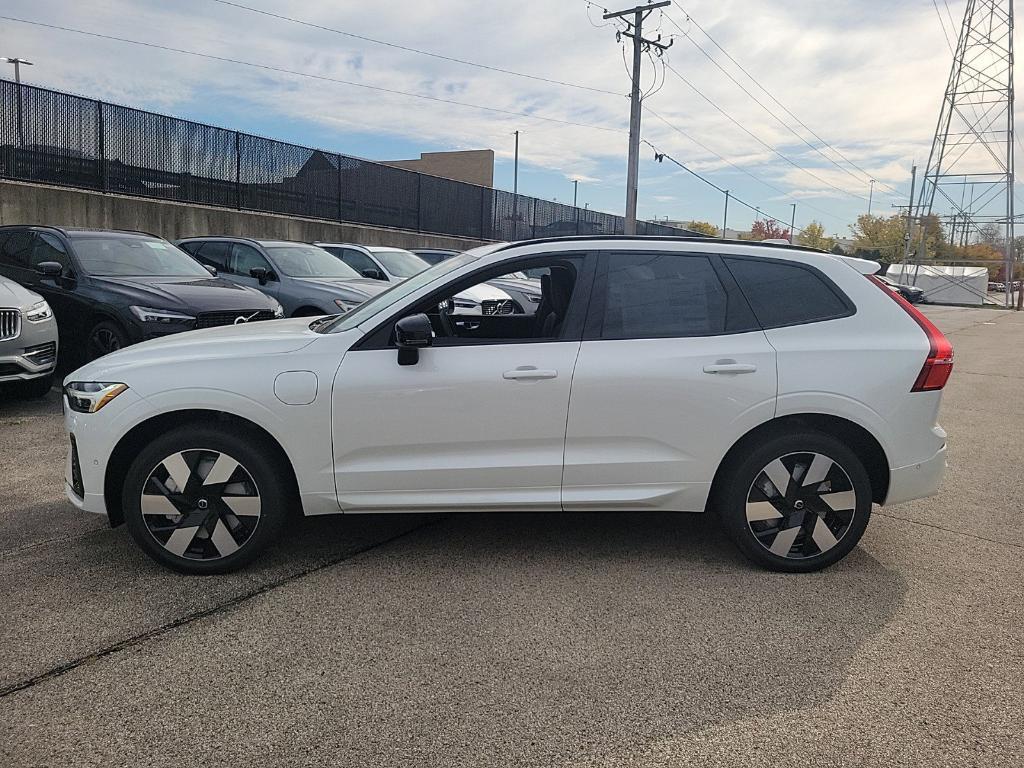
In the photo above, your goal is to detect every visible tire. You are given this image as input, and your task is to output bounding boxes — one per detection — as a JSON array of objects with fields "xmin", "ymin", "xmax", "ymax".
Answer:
[
  {"xmin": 87, "ymin": 320, "xmax": 129, "ymax": 361},
  {"xmin": 19, "ymin": 373, "xmax": 54, "ymax": 399},
  {"xmin": 122, "ymin": 425, "xmax": 292, "ymax": 574},
  {"xmin": 714, "ymin": 431, "xmax": 872, "ymax": 573}
]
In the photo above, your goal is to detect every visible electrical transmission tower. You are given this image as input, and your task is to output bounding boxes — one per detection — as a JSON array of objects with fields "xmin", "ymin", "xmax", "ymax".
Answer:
[{"xmin": 913, "ymin": 0, "xmax": 1016, "ymax": 307}]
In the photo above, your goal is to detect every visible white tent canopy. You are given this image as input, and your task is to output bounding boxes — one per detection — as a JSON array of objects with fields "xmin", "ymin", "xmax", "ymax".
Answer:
[{"xmin": 886, "ymin": 264, "xmax": 989, "ymax": 306}]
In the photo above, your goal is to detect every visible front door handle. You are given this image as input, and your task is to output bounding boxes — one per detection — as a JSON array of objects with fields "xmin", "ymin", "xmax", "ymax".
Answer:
[
  {"xmin": 503, "ymin": 366, "xmax": 558, "ymax": 381},
  {"xmin": 703, "ymin": 361, "xmax": 758, "ymax": 374}
]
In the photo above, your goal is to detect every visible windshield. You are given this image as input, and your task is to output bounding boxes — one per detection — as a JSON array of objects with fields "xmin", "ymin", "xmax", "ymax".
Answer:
[
  {"xmin": 70, "ymin": 235, "xmax": 210, "ymax": 277},
  {"xmin": 319, "ymin": 252, "xmax": 480, "ymax": 333},
  {"xmin": 266, "ymin": 245, "xmax": 361, "ymax": 278},
  {"xmin": 370, "ymin": 248, "xmax": 430, "ymax": 278}
]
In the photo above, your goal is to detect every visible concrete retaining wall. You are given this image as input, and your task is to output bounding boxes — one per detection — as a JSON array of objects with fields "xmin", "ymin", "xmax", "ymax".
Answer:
[{"xmin": 0, "ymin": 180, "xmax": 488, "ymax": 250}]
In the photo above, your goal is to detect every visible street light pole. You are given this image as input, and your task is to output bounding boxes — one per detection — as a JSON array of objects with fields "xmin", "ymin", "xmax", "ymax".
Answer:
[
  {"xmin": 572, "ymin": 179, "xmax": 578, "ymax": 207},
  {"xmin": 789, "ymin": 203, "xmax": 796, "ymax": 243},
  {"xmin": 3, "ymin": 58, "xmax": 33, "ymax": 148},
  {"xmin": 2, "ymin": 57, "xmax": 33, "ymax": 84},
  {"xmin": 512, "ymin": 130, "xmax": 519, "ymax": 195},
  {"xmin": 868, "ymin": 178, "xmax": 876, "ymax": 216}
]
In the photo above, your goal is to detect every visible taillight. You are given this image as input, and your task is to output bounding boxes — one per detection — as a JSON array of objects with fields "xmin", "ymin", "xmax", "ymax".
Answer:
[{"xmin": 867, "ymin": 275, "xmax": 953, "ymax": 392}]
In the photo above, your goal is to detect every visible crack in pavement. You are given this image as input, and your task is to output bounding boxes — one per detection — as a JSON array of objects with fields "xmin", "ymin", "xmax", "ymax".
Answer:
[
  {"xmin": 874, "ymin": 510, "xmax": 1021, "ymax": 552},
  {"xmin": 0, "ymin": 517, "xmax": 441, "ymax": 699}
]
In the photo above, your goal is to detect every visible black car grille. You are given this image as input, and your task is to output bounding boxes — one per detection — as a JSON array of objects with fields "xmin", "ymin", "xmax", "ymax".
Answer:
[
  {"xmin": 194, "ymin": 310, "xmax": 275, "ymax": 329},
  {"xmin": 23, "ymin": 341, "xmax": 57, "ymax": 367},
  {"xmin": 0, "ymin": 309, "xmax": 19, "ymax": 341},
  {"xmin": 482, "ymin": 299, "xmax": 515, "ymax": 316},
  {"xmin": 69, "ymin": 434, "xmax": 85, "ymax": 497}
]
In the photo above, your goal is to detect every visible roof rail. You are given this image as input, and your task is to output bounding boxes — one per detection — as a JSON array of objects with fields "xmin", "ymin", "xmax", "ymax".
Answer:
[{"xmin": 492, "ymin": 234, "xmax": 826, "ymax": 255}]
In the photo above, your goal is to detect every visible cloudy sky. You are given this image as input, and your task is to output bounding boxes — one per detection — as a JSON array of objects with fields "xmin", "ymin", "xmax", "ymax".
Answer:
[{"xmin": 0, "ymin": 0, "xmax": 986, "ymax": 235}]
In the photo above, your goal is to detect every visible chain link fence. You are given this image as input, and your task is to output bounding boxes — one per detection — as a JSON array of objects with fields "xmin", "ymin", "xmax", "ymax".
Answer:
[{"xmin": 0, "ymin": 80, "xmax": 697, "ymax": 242}]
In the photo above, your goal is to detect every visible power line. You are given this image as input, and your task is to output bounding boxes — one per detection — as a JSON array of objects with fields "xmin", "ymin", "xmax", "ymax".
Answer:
[
  {"xmin": 0, "ymin": 15, "xmax": 626, "ymax": 134},
  {"xmin": 661, "ymin": 10, "xmax": 880, "ymax": 194},
  {"xmin": 208, "ymin": 0, "xmax": 624, "ymax": 97},
  {"xmin": 644, "ymin": 140, "xmax": 806, "ymax": 234},
  {"xmin": 645, "ymin": 108, "xmax": 848, "ymax": 224},
  {"xmin": 660, "ymin": 59, "xmax": 870, "ymax": 201},
  {"xmin": 670, "ymin": 0, "xmax": 908, "ymax": 199}
]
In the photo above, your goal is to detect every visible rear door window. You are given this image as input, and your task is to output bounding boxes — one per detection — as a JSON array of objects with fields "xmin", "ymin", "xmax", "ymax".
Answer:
[
  {"xmin": 195, "ymin": 241, "xmax": 234, "ymax": 274},
  {"xmin": 724, "ymin": 256, "xmax": 853, "ymax": 328},
  {"xmin": 593, "ymin": 252, "xmax": 730, "ymax": 339}
]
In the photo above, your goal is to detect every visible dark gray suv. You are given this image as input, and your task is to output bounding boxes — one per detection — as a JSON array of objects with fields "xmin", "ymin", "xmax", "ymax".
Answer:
[{"xmin": 178, "ymin": 238, "xmax": 389, "ymax": 316}]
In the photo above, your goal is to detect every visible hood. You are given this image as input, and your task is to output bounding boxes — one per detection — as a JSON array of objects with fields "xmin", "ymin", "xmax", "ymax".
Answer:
[
  {"xmin": 66, "ymin": 316, "xmax": 319, "ymax": 384},
  {"xmin": 457, "ymin": 283, "xmax": 512, "ymax": 303},
  {"xmin": 91, "ymin": 275, "xmax": 276, "ymax": 312},
  {"xmin": 488, "ymin": 277, "xmax": 542, "ymax": 296},
  {"xmin": 291, "ymin": 276, "xmax": 392, "ymax": 300},
  {"xmin": 0, "ymin": 276, "xmax": 42, "ymax": 308}
]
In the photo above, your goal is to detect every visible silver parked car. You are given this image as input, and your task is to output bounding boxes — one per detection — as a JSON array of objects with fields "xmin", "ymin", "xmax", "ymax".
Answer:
[
  {"xmin": 0, "ymin": 274, "xmax": 59, "ymax": 397},
  {"xmin": 177, "ymin": 238, "xmax": 390, "ymax": 316}
]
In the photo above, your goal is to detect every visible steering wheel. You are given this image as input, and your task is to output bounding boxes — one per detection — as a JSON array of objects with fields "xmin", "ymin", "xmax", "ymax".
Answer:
[{"xmin": 438, "ymin": 299, "xmax": 455, "ymax": 338}]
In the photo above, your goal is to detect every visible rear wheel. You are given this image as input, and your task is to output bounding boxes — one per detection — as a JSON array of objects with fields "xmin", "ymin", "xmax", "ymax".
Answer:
[
  {"xmin": 714, "ymin": 431, "xmax": 872, "ymax": 572},
  {"xmin": 122, "ymin": 425, "xmax": 291, "ymax": 574}
]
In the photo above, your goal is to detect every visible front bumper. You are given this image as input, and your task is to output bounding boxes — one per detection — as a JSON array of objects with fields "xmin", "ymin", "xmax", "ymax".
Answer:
[
  {"xmin": 0, "ymin": 318, "xmax": 58, "ymax": 382},
  {"xmin": 63, "ymin": 387, "xmax": 146, "ymax": 518},
  {"xmin": 884, "ymin": 443, "xmax": 947, "ymax": 506}
]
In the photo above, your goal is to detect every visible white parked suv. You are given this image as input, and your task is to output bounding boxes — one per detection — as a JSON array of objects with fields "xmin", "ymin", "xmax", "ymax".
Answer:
[{"xmin": 62, "ymin": 237, "xmax": 951, "ymax": 574}]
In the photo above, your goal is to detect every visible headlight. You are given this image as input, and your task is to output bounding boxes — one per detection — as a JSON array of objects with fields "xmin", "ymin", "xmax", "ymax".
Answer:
[
  {"xmin": 272, "ymin": 303, "xmax": 285, "ymax": 319},
  {"xmin": 334, "ymin": 298, "xmax": 361, "ymax": 313},
  {"xmin": 64, "ymin": 382, "xmax": 129, "ymax": 413},
  {"xmin": 130, "ymin": 306, "xmax": 196, "ymax": 324},
  {"xmin": 25, "ymin": 300, "xmax": 53, "ymax": 322}
]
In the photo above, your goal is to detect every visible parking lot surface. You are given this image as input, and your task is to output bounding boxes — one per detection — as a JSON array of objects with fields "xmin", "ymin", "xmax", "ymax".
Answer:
[{"xmin": 2, "ymin": 305, "xmax": 1022, "ymax": 767}]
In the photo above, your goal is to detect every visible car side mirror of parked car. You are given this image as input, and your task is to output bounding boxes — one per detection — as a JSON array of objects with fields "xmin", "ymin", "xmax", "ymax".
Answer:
[
  {"xmin": 395, "ymin": 313, "xmax": 433, "ymax": 366},
  {"xmin": 203, "ymin": 264, "xmax": 218, "ymax": 277},
  {"xmin": 249, "ymin": 267, "xmax": 269, "ymax": 285},
  {"xmin": 36, "ymin": 261, "xmax": 63, "ymax": 277},
  {"xmin": 362, "ymin": 268, "xmax": 385, "ymax": 281}
]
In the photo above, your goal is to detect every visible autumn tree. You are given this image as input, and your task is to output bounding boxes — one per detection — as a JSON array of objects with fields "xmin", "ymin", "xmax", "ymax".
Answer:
[
  {"xmin": 686, "ymin": 220, "xmax": 719, "ymax": 237},
  {"xmin": 750, "ymin": 219, "xmax": 790, "ymax": 241},
  {"xmin": 796, "ymin": 221, "xmax": 836, "ymax": 252}
]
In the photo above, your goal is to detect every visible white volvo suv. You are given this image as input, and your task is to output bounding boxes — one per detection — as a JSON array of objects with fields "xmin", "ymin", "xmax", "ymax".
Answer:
[{"xmin": 62, "ymin": 237, "xmax": 951, "ymax": 574}]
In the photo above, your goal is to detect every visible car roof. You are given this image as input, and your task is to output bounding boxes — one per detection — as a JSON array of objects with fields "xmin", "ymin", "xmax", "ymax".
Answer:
[
  {"xmin": 177, "ymin": 236, "xmax": 317, "ymax": 248},
  {"xmin": 0, "ymin": 225, "xmax": 161, "ymax": 238}
]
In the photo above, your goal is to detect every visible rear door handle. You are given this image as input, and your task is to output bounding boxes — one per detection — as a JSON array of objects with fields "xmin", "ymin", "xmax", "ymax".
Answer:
[
  {"xmin": 503, "ymin": 366, "xmax": 558, "ymax": 381},
  {"xmin": 703, "ymin": 361, "xmax": 758, "ymax": 374}
]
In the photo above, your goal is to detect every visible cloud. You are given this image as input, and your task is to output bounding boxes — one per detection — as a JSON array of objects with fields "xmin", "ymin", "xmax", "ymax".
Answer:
[{"xmin": 0, "ymin": 0, "xmax": 999, "ymax": 229}]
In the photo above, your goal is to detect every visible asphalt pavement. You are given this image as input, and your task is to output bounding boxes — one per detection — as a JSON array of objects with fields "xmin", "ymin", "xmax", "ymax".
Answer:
[{"xmin": 2, "ymin": 305, "xmax": 1022, "ymax": 767}]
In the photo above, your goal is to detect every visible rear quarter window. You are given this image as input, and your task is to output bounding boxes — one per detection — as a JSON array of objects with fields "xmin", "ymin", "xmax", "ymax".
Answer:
[{"xmin": 724, "ymin": 256, "xmax": 853, "ymax": 328}]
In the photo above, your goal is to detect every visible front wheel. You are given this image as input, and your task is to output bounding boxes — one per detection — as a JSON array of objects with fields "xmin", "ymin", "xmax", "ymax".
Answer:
[
  {"xmin": 122, "ymin": 425, "xmax": 292, "ymax": 574},
  {"xmin": 87, "ymin": 320, "xmax": 128, "ymax": 361},
  {"xmin": 714, "ymin": 431, "xmax": 873, "ymax": 573}
]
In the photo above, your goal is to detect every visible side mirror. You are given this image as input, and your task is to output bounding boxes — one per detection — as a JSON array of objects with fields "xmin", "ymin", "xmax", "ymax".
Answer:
[
  {"xmin": 203, "ymin": 264, "xmax": 218, "ymax": 277},
  {"xmin": 362, "ymin": 268, "xmax": 385, "ymax": 281},
  {"xmin": 36, "ymin": 261, "xmax": 63, "ymax": 277},
  {"xmin": 394, "ymin": 313, "xmax": 433, "ymax": 366},
  {"xmin": 249, "ymin": 267, "xmax": 269, "ymax": 285}
]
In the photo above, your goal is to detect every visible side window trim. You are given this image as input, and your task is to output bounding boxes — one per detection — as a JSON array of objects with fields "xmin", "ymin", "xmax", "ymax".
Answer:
[
  {"xmin": 352, "ymin": 251, "xmax": 597, "ymax": 351},
  {"xmin": 721, "ymin": 254, "xmax": 856, "ymax": 330}
]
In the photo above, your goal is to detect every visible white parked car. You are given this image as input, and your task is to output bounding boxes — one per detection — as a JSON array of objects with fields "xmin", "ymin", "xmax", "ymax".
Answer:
[{"xmin": 62, "ymin": 237, "xmax": 952, "ymax": 574}]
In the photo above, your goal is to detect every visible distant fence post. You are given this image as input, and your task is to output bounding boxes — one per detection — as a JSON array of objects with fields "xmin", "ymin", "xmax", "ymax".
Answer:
[
  {"xmin": 531, "ymin": 201, "xmax": 537, "ymax": 239},
  {"xmin": 336, "ymin": 154, "xmax": 343, "ymax": 222},
  {"xmin": 416, "ymin": 174, "xmax": 422, "ymax": 232},
  {"xmin": 576, "ymin": 205, "xmax": 580, "ymax": 236},
  {"xmin": 479, "ymin": 187, "xmax": 486, "ymax": 240},
  {"xmin": 234, "ymin": 131, "xmax": 241, "ymax": 210},
  {"xmin": 96, "ymin": 100, "xmax": 107, "ymax": 192}
]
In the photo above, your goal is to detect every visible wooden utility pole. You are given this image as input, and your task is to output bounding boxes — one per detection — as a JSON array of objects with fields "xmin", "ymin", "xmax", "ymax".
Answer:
[{"xmin": 603, "ymin": 2, "xmax": 671, "ymax": 234}]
